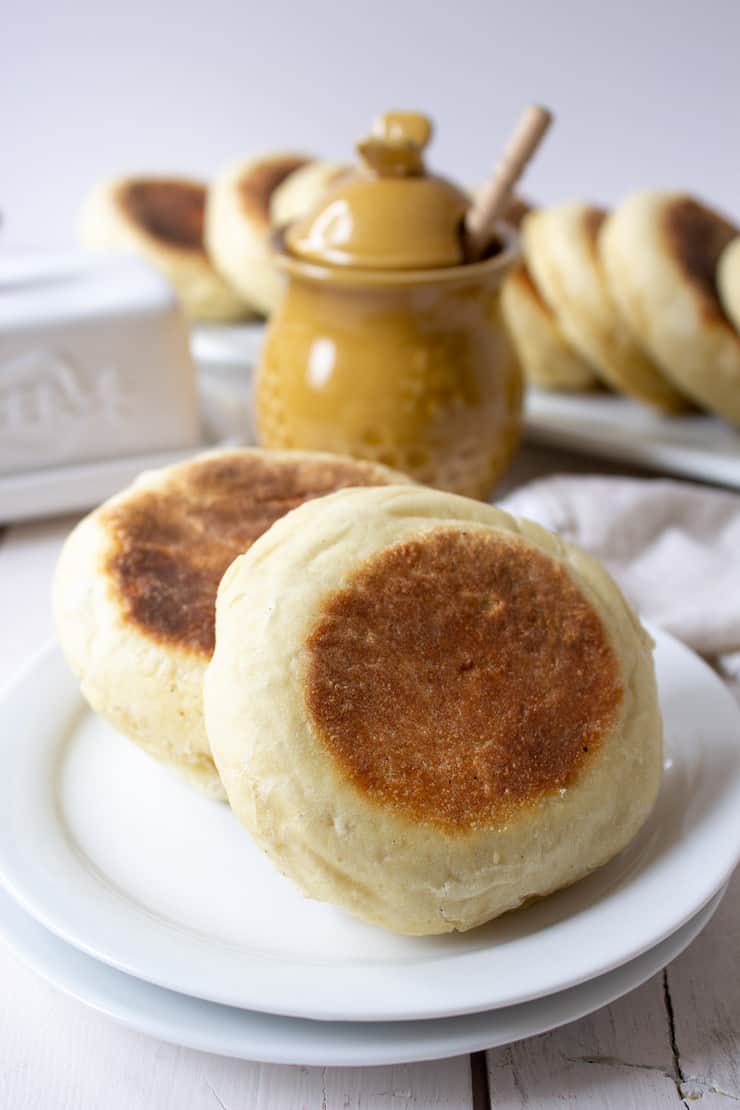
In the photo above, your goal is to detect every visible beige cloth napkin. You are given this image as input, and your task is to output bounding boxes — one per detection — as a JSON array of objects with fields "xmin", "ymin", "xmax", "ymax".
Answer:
[{"xmin": 499, "ymin": 476, "xmax": 740, "ymax": 696}]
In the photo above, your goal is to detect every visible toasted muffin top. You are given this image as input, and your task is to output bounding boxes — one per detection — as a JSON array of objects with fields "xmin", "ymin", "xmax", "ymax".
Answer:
[
  {"xmin": 117, "ymin": 179, "xmax": 206, "ymax": 253},
  {"xmin": 238, "ymin": 156, "xmax": 310, "ymax": 228},
  {"xmin": 662, "ymin": 197, "xmax": 738, "ymax": 325},
  {"xmin": 304, "ymin": 527, "xmax": 623, "ymax": 831},
  {"xmin": 102, "ymin": 451, "xmax": 400, "ymax": 658}
]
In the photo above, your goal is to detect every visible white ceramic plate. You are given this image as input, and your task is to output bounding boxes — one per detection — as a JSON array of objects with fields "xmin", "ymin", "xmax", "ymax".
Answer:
[
  {"xmin": 0, "ymin": 883, "xmax": 722, "ymax": 1066},
  {"xmin": 525, "ymin": 388, "xmax": 740, "ymax": 488},
  {"xmin": 0, "ymin": 630, "xmax": 739, "ymax": 1023}
]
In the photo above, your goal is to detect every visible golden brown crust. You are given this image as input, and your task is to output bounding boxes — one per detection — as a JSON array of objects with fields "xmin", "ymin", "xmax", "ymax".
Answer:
[
  {"xmin": 662, "ymin": 197, "xmax": 738, "ymax": 325},
  {"xmin": 304, "ymin": 528, "xmax": 623, "ymax": 832},
  {"xmin": 117, "ymin": 180, "xmax": 207, "ymax": 253},
  {"xmin": 238, "ymin": 157, "xmax": 310, "ymax": 227},
  {"xmin": 103, "ymin": 453, "xmax": 397, "ymax": 658}
]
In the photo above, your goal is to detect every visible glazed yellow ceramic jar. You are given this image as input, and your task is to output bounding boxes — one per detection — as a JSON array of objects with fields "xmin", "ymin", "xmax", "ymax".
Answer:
[{"xmin": 255, "ymin": 112, "xmax": 523, "ymax": 499}]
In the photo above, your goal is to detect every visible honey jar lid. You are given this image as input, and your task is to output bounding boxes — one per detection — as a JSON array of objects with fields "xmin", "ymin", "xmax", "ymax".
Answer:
[{"xmin": 284, "ymin": 111, "xmax": 469, "ymax": 270}]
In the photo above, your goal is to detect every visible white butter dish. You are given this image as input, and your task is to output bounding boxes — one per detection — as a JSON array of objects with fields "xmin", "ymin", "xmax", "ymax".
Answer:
[{"xmin": 0, "ymin": 252, "xmax": 201, "ymax": 476}]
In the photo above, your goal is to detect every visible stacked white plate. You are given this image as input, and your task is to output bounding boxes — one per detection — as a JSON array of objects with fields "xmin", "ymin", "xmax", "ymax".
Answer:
[{"xmin": 0, "ymin": 625, "xmax": 739, "ymax": 1066}]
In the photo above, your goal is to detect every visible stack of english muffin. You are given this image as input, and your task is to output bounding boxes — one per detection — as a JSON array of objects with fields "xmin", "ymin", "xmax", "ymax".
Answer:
[
  {"xmin": 80, "ymin": 157, "xmax": 350, "ymax": 321},
  {"xmin": 502, "ymin": 192, "xmax": 740, "ymax": 426},
  {"xmin": 80, "ymin": 161, "xmax": 532, "ymax": 325},
  {"xmin": 54, "ymin": 447, "xmax": 663, "ymax": 936}
]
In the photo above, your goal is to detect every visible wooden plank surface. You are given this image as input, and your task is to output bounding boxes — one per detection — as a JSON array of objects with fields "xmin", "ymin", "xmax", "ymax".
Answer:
[
  {"xmin": 486, "ymin": 975, "xmax": 680, "ymax": 1109},
  {"xmin": 668, "ymin": 870, "xmax": 740, "ymax": 1106},
  {"xmin": 485, "ymin": 871, "xmax": 740, "ymax": 1108},
  {"xmin": 0, "ymin": 936, "xmax": 474, "ymax": 1110}
]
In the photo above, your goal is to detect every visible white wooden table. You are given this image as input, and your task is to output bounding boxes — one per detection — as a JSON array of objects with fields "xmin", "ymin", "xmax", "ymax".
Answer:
[{"xmin": 1, "ymin": 447, "xmax": 738, "ymax": 1110}]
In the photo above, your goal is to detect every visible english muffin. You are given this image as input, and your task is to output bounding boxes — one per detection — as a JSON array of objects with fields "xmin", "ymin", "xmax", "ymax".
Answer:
[
  {"xmin": 53, "ymin": 449, "xmax": 410, "ymax": 800},
  {"xmin": 80, "ymin": 177, "xmax": 251, "ymax": 321},
  {"xmin": 522, "ymin": 203, "xmax": 687, "ymax": 411},
  {"xmin": 501, "ymin": 261, "xmax": 599, "ymax": 390},
  {"xmin": 717, "ymin": 237, "xmax": 740, "ymax": 334},
  {"xmin": 205, "ymin": 485, "xmax": 662, "ymax": 934},
  {"xmin": 205, "ymin": 152, "xmax": 310, "ymax": 316},
  {"xmin": 601, "ymin": 192, "xmax": 740, "ymax": 424}
]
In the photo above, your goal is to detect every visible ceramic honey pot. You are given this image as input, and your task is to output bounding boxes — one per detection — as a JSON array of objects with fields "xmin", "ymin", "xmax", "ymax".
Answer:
[{"xmin": 256, "ymin": 110, "xmax": 528, "ymax": 499}]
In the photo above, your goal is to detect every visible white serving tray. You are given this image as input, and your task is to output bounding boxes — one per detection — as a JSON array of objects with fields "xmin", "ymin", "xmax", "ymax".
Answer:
[{"xmin": 525, "ymin": 388, "xmax": 740, "ymax": 488}]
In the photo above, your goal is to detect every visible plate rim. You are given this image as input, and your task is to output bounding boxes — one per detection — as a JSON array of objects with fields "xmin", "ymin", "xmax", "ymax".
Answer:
[
  {"xmin": 523, "ymin": 387, "xmax": 740, "ymax": 490},
  {"xmin": 0, "ymin": 883, "xmax": 724, "ymax": 1067},
  {"xmin": 0, "ymin": 629, "xmax": 739, "ymax": 1022}
]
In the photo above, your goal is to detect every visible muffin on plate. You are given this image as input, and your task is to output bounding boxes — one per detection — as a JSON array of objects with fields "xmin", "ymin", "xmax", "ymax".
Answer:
[
  {"xmin": 601, "ymin": 191, "xmax": 740, "ymax": 425},
  {"xmin": 718, "ymin": 236, "xmax": 740, "ymax": 332},
  {"xmin": 205, "ymin": 484, "xmax": 662, "ymax": 934},
  {"xmin": 205, "ymin": 152, "xmax": 310, "ymax": 315},
  {"xmin": 501, "ymin": 260, "xmax": 598, "ymax": 391},
  {"xmin": 81, "ymin": 176, "xmax": 251, "ymax": 322},
  {"xmin": 522, "ymin": 202, "xmax": 688, "ymax": 411},
  {"xmin": 53, "ymin": 449, "xmax": 410, "ymax": 800}
]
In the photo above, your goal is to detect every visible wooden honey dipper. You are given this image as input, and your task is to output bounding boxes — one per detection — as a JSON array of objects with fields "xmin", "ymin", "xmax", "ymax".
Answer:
[{"xmin": 464, "ymin": 104, "xmax": 553, "ymax": 260}]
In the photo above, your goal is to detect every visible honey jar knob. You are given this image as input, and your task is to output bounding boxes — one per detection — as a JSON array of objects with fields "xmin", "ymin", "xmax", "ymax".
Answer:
[
  {"xmin": 357, "ymin": 110, "xmax": 433, "ymax": 177},
  {"xmin": 372, "ymin": 111, "xmax": 433, "ymax": 150}
]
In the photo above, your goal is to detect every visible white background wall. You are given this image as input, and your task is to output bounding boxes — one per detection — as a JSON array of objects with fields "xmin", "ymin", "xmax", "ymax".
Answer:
[{"xmin": 3, "ymin": 0, "xmax": 738, "ymax": 247}]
